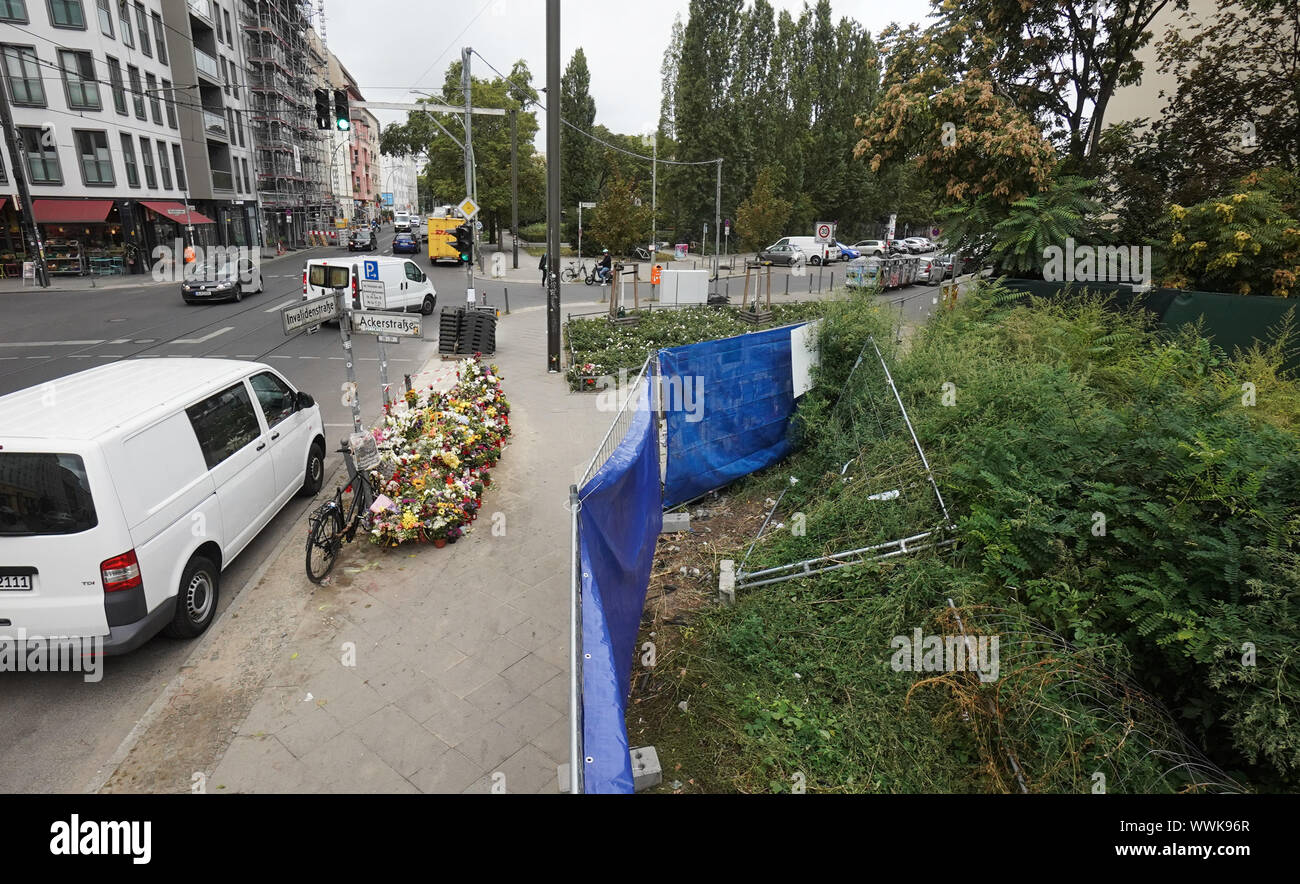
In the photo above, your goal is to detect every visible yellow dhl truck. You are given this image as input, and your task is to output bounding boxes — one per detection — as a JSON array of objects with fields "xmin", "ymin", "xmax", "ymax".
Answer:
[{"xmin": 427, "ymin": 216, "xmax": 468, "ymax": 265}]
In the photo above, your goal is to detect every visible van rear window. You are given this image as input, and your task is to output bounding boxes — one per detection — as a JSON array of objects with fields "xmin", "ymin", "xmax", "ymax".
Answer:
[
  {"xmin": 0, "ymin": 453, "xmax": 98, "ymax": 536},
  {"xmin": 308, "ymin": 265, "xmax": 351, "ymax": 289}
]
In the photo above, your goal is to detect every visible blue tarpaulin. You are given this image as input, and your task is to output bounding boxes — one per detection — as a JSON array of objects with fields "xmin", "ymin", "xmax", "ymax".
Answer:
[
  {"xmin": 659, "ymin": 325, "xmax": 804, "ymax": 507},
  {"xmin": 579, "ymin": 379, "xmax": 661, "ymax": 793}
]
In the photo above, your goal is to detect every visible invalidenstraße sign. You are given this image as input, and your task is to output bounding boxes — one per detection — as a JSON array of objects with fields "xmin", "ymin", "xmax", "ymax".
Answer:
[
  {"xmin": 282, "ymin": 294, "xmax": 339, "ymax": 335},
  {"xmin": 351, "ymin": 311, "xmax": 422, "ymax": 338}
]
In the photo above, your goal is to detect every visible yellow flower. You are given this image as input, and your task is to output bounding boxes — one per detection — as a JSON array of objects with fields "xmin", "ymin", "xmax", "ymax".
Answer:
[
  {"xmin": 401, "ymin": 511, "xmax": 418, "ymax": 530},
  {"xmin": 1169, "ymin": 204, "xmax": 1187, "ymax": 222}
]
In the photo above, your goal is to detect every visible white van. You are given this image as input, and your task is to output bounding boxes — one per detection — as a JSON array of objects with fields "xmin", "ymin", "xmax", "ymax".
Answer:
[
  {"xmin": 0, "ymin": 360, "xmax": 325, "ymax": 653},
  {"xmin": 393, "ymin": 211, "xmax": 412, "ymax": 234},
  {"xmin": 769, "ymin": 236, "xmax": 841, "ymax": 264},
  {"xmin": 301, "ymin": 256, "xmax": 437, "ymax": 316}
]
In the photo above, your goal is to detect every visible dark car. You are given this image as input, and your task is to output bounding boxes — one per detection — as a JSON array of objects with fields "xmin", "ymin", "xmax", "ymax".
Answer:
[
  {"xmin": 181, "ymin": 258, "xmax": 263, "ymax": 304},
  {"xmin": 757, "ymin": 243, "xmax": 804, "ymax": 265},
  {"xmin": 348, "ymin": 228, "xmax": 376, "ymax": 251},
  {"xmin": 392, "ymin": 233, "xmax": 419, "ymax": 254}
]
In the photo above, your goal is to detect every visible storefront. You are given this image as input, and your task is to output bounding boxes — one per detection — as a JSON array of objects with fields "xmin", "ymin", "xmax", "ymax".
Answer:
[
  {"xmin": 32, "ymin": 199, "xmax": 131, "ymax": 277},
  {"xmin": 0, "ymin": 201, "xmax": 29, "ymax": 279},
  {"xmin": 137, "ymin": 201, "xmax": 216, "ymax": 274}
]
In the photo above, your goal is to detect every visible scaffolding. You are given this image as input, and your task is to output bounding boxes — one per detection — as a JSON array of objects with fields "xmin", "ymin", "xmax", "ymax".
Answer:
[{"xmin": 239, "ymin": 0, "xmax": 332, "ymax": 250}]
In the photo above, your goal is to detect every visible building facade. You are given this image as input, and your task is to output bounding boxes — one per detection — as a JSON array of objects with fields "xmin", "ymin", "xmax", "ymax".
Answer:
[
  {"xmin": 379, "ymin": 152, "xmax": 418, "ymax": 215},
  {"xmin": 0, "ymin": 0, "xmax": 251, "ymax": 276}
]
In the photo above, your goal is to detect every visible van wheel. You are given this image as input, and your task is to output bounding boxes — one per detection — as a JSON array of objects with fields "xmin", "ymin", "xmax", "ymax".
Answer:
[
  {"xmin": 163, "ymin": 555, "xmax": 219, "ymax": 639},
  {"xmin": 301, "ymin": 441, "xmax": 325, "ymax": 496},
  {"xmin": 421, "ymin": 294, "xmax": 436, "ymax": 315},
  {"xmin": 809, "ymin": 255, "xmax": 822, "ymax": 266}
]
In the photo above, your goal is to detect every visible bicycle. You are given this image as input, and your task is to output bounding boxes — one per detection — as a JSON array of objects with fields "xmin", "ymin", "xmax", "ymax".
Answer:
[
  {"xmin": 631, "ymin": 246, "xmax": 651, "ymax": 261},
  {"xmin": 305, "ymin": 443, "xmax": 377, "ymax": 583},
  {"xmin": 560, "ymin": 261, "xmax": 593, "ymax": 284}
]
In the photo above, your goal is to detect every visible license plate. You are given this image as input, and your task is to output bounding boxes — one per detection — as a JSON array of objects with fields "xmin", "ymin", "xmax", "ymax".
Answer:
[{"xmin": 0, "ymin": 574, "xmax": 32, "ymax": 591}]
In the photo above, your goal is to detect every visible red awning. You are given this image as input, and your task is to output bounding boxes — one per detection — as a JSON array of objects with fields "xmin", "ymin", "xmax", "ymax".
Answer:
[
  {"xmin": 140, "ymin": 201, "xmax": 215, "ymax": 225},
  {"xmin": 32, "ymin": 199, "xmax": 115, "ymax": 224}
]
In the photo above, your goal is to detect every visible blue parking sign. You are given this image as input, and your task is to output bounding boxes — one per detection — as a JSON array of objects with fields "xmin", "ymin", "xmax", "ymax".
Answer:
[{"xmin": 364, "ymin": 260, "xmax": 379, "ymax": 281}]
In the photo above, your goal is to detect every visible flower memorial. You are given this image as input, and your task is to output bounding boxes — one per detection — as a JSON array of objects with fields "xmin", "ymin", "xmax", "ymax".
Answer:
[{"xmin": 365, "ymin": 356, "xmax": 511, "ymax": 547}]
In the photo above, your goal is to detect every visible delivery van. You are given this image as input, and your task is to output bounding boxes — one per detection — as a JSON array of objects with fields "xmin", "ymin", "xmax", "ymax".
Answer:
[
  {"xmin": 0, "ymin": 359, "xmax": 326, "ymax": 653},
  {"xmin": 393, "ymin": 211, "xmax": 412, "ymax": 234},
  {"xmin": 427, "ymin": 216, "xmax": 469, "ymax": 265},
  {"xmin": 301, "ymin": 256, "xmax": 437, "ymax": 316},
  {"xmin": 769, "ymin": 236, "xmax": 841, "ymax": 264}
]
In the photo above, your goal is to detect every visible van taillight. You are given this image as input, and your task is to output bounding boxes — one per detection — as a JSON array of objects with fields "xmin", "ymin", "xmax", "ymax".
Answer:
[
  {"xmin": 101, "ymin": 550, "xmax": 142, "ymax": 593},
  {"xmin": 352, "ymin": 272, "xmax": 359, "ymax": 308},
  {"xmin": 302, "ymin": 268, "xmax": 307, "ymax": 295}
]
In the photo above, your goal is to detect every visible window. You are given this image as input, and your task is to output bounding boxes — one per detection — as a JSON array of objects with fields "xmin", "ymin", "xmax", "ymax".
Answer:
[
  {"xmin": 47, "ymin": 0, "xmax": 84, "ymax": 28},
  {"xmin": 0, "ymin": 453, "xmax": 97, "ymax": 537},
  {"xmin": 105, "ymin": 55, "xmax": 126, "ymax": 114},
  {"xmin": 220, "ymin": 56, "xmax": 230, "ymax": 95},
  {"xmin": 234, "ymin": 110, "xmax": 243, "ymax": 146},
  {"xmin": 2, "ymin": 45, "xmax": 45, "ymax": 106},
  {"xmin": 139, "ymin": 136, "xmax": 155, "ymax": 187},
  {"xmin": 404, "ymin": 262, "xmax": 423, "ymax": 283},
  {"xmin": 74, "ymin": 129, "xmax": 113, "ymax": 185},
  {"xmin": 221, "ymin": 8, "xmax": 232, "ymax": 47},
  {"xmin": 18, "ymin": 126, "xmax": 61, "ymax": 184},
  {"xmin": 127, "ymin": 64, "xmax": 144, "ymax": 118},
  {"xmin": 172, "ymin": 143, "xmax": 185, "ymax": 190},
  {"xmin": 308, "ymin": 264, "xmax": 349, "ymax": 288},
  {"xmin": 185, "ymin": 384, "xmax": 262, "ymax": 470},
  {"xmin": 226, "ymin": 108, "xmax": 234, "ymax": 142},
  {"xmin": 145, "ymin": 72, "xmax": 161, "ymax": 124},
  {"xmin": 118, "ymin": 0, "xmax": 133, "ymax": 47},
  {"xmin": 232, "ymin": 161, "xmax": 241, "ymax": 193},
  {"xmin": 120, "ymin": 132, "xmax": 138, "ymax": 186},
  {"xmin": 250, "ymin": 373, "xmax": 295, "ymax": 429},
  {"xmin": 0, "ymin": 1, "xmax": 28, "ymax": 23},
  {"xmin": 134, "ymin": 2, "xmax": 150, "ymax": 56},
  {"xmin": 0, "ymin": 147, "xmax": 7, "ymax": 183},
  {"xmin": 156, "ymin": 140, "xmax": 171, "ymax": 189},
  {"xmin": 59, "ymin": 50, "xmax": 100, "ymax": 110},
  {"xmin": 94, "ymin": 0, "xmax": 111, "ymax": 35},
  {"xmin": 151, "ymin": 12, "xmax": 165, "ymax": 64},
  {"xmin": 240, "ymin": 157, "xmax": 249, "ymax": 193},
  {"xmin": 161, "ymin": 78, "xmax": 176, "ymax": 127}
]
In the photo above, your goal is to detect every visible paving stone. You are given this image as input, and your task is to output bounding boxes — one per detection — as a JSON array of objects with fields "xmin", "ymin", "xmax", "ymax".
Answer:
[{"xmin": 350, "ymin": 704, "xmax": 452, "ymax": 778}]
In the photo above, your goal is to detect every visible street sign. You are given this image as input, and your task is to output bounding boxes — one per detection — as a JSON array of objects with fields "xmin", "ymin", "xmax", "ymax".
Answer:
[
  {"xmin": 458, "ymin": 196, "xmax": 480, "ymax": 220},
  {"xmin": 931, "ymin": 226, "xmax": 941, "ymax": 238},
  {"xmin": 376, "ymin": 335, "xmax": 401, "ymax": 345},
  {"xmin": 815, "ymin": 222, "xmax": 834, "ymax": 243},
  {"xmin": 351, "ymin": 311, "xmax": 422, "ymax": 338},
  {"xmin": 360, "ymin": 279, "xmax": 386, "ymax": 310},
  {"xmin": 475, "ymin": 220, "xmax": 483, "ymax": 231},
  {"xmin": 281, "ymin": 295, "xmax": 339, "ymax": 335},
  {"xmin": 579, "ymin": 201, "xmax": 597, "ymax": 209},
  {"xmin": 363, "ymin": 259, "xmax": 379, "ymax": 281}
]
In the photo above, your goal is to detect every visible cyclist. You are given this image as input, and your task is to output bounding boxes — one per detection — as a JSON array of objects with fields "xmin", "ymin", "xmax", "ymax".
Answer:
[{"xmin": 597, "ymin": 249, "xmax": 612, "ymax": 285}]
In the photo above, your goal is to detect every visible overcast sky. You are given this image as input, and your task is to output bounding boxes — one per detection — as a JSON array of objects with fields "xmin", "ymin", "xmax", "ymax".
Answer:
[{"xmin": 325, "ymin": 0, "xmax": 936, "ymax": 145}]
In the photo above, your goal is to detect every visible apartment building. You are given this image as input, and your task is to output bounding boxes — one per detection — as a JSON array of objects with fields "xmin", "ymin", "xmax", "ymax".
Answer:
[
  {"xmin": 380, "ymin": 152, "xmax": 418, "ymax": 215},
  {"xmin": 0, "ymin": 0, "xmax": 225, "ymax": 276}
]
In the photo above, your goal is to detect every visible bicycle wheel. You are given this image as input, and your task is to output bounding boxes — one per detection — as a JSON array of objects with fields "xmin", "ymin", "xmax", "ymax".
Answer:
[{"xmin": 306, "ymin": 505, "xmax": 343, "ymax": 584}]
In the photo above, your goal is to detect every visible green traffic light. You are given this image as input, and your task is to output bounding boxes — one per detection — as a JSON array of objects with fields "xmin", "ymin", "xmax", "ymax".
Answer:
[{"xmin": 336, "ymin": 119, "xmax": 351, "ymax": 131}]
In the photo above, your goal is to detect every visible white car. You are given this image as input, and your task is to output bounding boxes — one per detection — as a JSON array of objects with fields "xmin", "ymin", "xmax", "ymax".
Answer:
[
  {"xmin": 0, "ymin": 360, "xmax": 325, "ymax": 653},
  {"xmin": 768, "ymin": 236, "xmax": 840, "ymax": 265},
  {"xmin": 301, "ymin": 256, "xmax": 437, "ymax": 317},
  {"xmin": 903, "ymin": 237, "xmax": 935, "ymax": 253}
]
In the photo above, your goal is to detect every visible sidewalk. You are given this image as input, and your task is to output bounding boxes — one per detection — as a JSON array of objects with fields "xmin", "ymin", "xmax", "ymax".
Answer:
[
  {"xmin": 94, "ymin": 310, "xmax": 614, "ymax": 794},
  {"xmin": 0, "ymin": 243, "xmax": 336, "ymax": 294}
]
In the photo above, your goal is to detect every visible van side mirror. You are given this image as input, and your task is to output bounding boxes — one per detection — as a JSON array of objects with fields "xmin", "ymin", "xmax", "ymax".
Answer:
[{"xmin": 295, "ymin": 391, "xmax": 315, "ymax": 411}]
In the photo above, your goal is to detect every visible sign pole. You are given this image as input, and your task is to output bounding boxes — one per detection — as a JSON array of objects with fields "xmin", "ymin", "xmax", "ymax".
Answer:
[
  {"xmin": 337, "ymin": 290, "xmax": 363, "ymax": 435},
  {"xmin": 545, "ymin": 0, "xmax": 561, "ymax": 372},
  {"xmin": 378, "ymin": 339, "xmax": 391, "ymax": 410}
]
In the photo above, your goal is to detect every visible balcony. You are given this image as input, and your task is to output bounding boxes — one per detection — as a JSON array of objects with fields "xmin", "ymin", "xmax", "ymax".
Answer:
[
  {"xmin": 188, "ymin": 0, "xmax": 214, "ymax": 22},
  {"xmin": 194, "ymin": 49, "xmax": 220, "ymax": 81},
  {"xmin": 203, "ymin": 109, "xmax": 228, "ymax": 139},
  {"xmin": 211, "ymin": 169, "xmax": 234, "ymax": 191}
]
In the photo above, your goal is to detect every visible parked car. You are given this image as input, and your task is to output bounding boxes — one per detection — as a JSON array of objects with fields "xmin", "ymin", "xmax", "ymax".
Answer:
[
  {"xmin": 887, "ymin": 240, "xmax": 911, "ymax": 256},
  {"xmin": 301, "ymin": 255, "xmax": 437, "ymax": 316},
  {"xmin": 768, "ymin": 236, "xmax": 838, "ymax": 264},
  {"xmin": 835, "ymin": 241, "xmax": 861, "ymax": 261},
  {"xmin": 757, "ymin": 243, "xmax": 805, "ymax": 266},
  {"xmin": 0, "ymin": 360, "xmax": 325, "ymax": 653},
  {"xmin": 393, "ymin": 233, "xmax": 419, "ymax": 255},
  {"xmin": 348, "ymin": 228, "xmax": 377, "ymax": 252},
  {"xmin": 853, "ymin": 240, "xmax": 888, "ymax": 257},
  {"xmin": 181, "ymin": 257, "xmax": 264, "ymax": 304},
  {"xmin": 903, "ymin": 237, "xmax": 934, "ymax": 253},
  {"xmin": 409, "ymin": 216, "xmax": 424, "ymax": 242}
]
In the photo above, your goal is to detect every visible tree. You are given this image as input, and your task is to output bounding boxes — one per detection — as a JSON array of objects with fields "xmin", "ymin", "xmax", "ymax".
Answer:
[
  {"xmin": 589, "ymin": 170, "xmax": 654, "ymax": 256},
  {"xmin": 1161, "ymin": 170, "xmax": 1300, "ymax": 296},
  {"xmin": 561, "ymin": 48, "xmax": 599, "ymax": 239},
  {"xmin": 735, "ymin": 165, "xmax": 792, "ymax": 251},
  {"xmin": 988, "ymin": 176, "xmax": 1104, "ymax": 274}
]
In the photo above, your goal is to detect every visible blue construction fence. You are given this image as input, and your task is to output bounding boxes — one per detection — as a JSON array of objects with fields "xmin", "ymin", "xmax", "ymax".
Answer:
[{"xmin": 577, "ymin": 322, "xmax": 812, "ymax": 793}]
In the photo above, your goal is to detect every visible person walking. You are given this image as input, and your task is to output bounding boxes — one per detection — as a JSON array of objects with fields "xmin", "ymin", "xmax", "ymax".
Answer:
[{"xmin": 539, "ymin": 252, "xmax": 549, "ymax": 286}]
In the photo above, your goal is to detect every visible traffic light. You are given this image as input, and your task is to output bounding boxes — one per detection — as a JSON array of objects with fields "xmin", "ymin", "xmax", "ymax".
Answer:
[
  {"xmin": 333, "ymin": 88, "xmax": 351, "ymax": 131},
  {"xmin": 314, "ymin": 88, "xmax": 330, "ymax": 130},
  {"xmin": 454, "ymin": 225, "xmax": 472, "ymax": 263}
]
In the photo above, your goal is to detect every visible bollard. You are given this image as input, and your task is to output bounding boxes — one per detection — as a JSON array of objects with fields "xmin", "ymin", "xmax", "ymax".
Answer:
[
  {"xmin": 808, "ymin": 274, "xmax": 813, "ymax": 293},
  {"xmin": 785, "ymin": 276, "xmax": 789, "ymax": 296},
  {"xmin": 504, "ymin": 287, "xmax": 510, "ymax": 314}
]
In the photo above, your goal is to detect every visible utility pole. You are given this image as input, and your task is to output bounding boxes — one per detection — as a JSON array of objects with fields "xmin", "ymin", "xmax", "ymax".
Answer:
[
  {"xmin": 511, "ymin": 108, "xmax": 519, "ymax": 269},
  {"xmin": 0, "ymin": 86, "xmax": 49, "ymax": 287},
  {"xmin": 650, "ymin": 133, "xmax": 657, "ymax": 265},
  {"xmin": 461, "ymin": 47, "xmax": 475, "ymax": 304},
  {"xmin": 546, "ymin": 0, "xmax": 561, "ymax": 372},
  {"xmin": 714, "ymin": 159, "xmax": 722, "ymax": 281}
]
